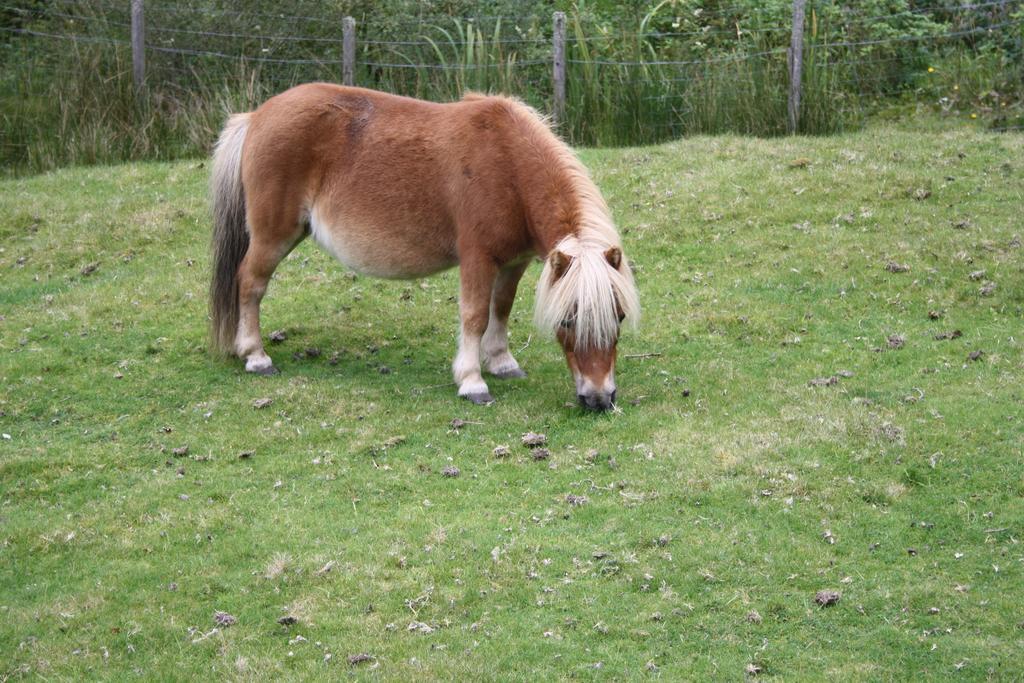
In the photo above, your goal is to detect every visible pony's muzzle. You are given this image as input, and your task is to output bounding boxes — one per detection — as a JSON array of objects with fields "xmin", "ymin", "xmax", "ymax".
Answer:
[{"xmin": 578, "ymin": 389, "xmax": 615, "ymax": 412}]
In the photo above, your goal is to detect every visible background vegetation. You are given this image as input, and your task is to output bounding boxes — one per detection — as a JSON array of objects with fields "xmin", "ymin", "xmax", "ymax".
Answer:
[
  {"xmin": 1, "ymin": 0, "xmax": 1023, "ymax": 175},
  {"xmin": 1, "ymin": 122, "xmax": 1022, "ymax": 679}
]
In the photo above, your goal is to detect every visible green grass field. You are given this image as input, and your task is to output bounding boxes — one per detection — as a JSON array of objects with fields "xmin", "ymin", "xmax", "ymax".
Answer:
[{"xmin": 1, "ymin": 123, "xmax": 1022, "ymax": 680}]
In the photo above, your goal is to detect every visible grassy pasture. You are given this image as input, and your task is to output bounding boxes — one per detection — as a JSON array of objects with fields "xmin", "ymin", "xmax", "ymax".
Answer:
[{"xmin": 1, "ymin": 123, "xmax": 1022, "ymax": 680}]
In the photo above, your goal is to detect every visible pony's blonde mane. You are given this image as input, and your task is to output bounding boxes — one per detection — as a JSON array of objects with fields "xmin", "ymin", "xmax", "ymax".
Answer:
[
  {"xmin": 534, "ymin": 221, "xmax": 641, "ymax": 351},
  {"xmin": 519, "ymin": 112, "xmax": 639, "ymax": 350}
]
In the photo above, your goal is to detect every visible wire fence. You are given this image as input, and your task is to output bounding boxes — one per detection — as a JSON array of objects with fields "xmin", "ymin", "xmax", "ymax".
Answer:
[{"xmin": 1, "ymin": 1, "xmax": 1022, "ymax": 172}]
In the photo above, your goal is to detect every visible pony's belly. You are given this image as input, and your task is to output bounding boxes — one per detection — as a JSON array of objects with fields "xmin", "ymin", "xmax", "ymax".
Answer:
[{"xmin": 309, "ymin": 209, "xmax": 456, "ymax": 279}]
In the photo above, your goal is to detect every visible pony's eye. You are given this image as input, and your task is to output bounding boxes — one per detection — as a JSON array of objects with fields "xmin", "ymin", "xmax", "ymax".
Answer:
[
  {"xmin": 617, "ymin": 312, "xmax": 626, "ymax": 324},
  {"xmin": 560, "ymin": 318, "xmax": 575, "ymax": 329}
]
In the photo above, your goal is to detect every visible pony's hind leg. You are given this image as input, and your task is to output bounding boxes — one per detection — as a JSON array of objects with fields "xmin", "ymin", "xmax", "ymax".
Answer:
[
  {"xmin": 453, "ymin": 258, "xmax": 499, "ymax": 404},
  {"xmin": 483, "ymin": 260, "xmax": 530, "ymax": 379},
  {"xmin": 235, "ymin": 233, "xmax": 302, "ymax": 374}
]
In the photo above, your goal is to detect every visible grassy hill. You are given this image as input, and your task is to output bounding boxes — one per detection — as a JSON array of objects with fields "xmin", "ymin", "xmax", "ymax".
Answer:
[{"xmin": 1, "ymin": 123, "xmax": 1021, "ymax": 680}]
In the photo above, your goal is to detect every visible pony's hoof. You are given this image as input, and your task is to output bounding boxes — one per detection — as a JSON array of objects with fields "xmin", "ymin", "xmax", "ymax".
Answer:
[
  {"xmin": 251, "ymin": 364, "xmax": 279, "ymax": 376},
  {"xmin": 491, "ymin": 367, "xmax": 527, "ymax": 380},
  {"xmin": 462, "ymin": 392, "xmax": 495, "ymax": 405}
]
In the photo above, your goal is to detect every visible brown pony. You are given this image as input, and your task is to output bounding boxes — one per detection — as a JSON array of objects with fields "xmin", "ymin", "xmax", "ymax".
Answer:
[{"xmin": 210, "ymin": 83, "xmax": 639, "ymax": 410}]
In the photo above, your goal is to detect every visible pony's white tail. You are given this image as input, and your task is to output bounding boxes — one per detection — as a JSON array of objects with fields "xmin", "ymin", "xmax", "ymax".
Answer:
[{"xmin": 209, "ymin": 113, "xmax": 251, "ymax": 354}]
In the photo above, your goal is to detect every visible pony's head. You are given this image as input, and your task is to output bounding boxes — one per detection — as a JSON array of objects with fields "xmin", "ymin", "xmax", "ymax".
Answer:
[{"xmin": 535, "ymin": 236, "xmax": 640, "ymax": 411}]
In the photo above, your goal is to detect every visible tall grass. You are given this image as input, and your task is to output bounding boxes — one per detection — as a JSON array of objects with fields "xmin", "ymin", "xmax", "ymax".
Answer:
[
  {"xmin": 415, "ymin": 18, "xmax": 521, "ymax": 97},
  {"xmin": 1, "ymin": 45, "xmax": 282, "ymax": 174},
  {"xmin": 1, "ymin": 5, "xmax": 1020, "ymax": 176}
]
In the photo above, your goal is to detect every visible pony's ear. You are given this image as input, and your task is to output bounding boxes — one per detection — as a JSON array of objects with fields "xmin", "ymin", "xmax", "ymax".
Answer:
[
  {"xmin": 550, "ymin": 250, "xmax": 571, "ymax": 280},
  {"xmin": 604, "ymin": 246, "xmax": 622, "ymax": 270}
]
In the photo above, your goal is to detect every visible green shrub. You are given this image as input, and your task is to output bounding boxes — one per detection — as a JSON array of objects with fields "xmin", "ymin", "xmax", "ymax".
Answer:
[{"xmin": 1, "ymin": 0, "xmax": 1021, "ymax": 174}]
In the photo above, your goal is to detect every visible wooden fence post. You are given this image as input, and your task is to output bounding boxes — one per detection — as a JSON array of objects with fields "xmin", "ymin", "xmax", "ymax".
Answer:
[
  {"xmin": 552, "ymin": 11, "xmax": 566, "ymax": 129},
  {"xmin": 131, "ymin": 0, "xmax": 145, "ymax": 92},
  {"xmin": 342, "ymin": 16, "xmax": 356, "ymax": 86},
  {"xmin": 787, "ymin": 0, "xmax": 806, "ymax": 134}
]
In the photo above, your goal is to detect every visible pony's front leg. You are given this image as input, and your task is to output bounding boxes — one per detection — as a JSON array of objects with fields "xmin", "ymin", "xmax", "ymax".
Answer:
[
  {"xmin": 483, "ymin": 260, "xmax": 530, "ymax": 379},
  {"xmin": 453, "ymin": 259, "xmax": 498, "ymax": 404}
]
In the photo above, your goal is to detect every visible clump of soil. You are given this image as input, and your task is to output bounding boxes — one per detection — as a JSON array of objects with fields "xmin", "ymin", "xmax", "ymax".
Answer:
[
  {"xmin": 815, "ymin": 590, "xmax": 841, "ymax": 607},
  {"xmin": 522, "ymin": 432, "xmax": 547, "ymax": 448},
  {"xmin": 884, "ymin": 261, "xmax": 910, "ymax": 273},
  {"xmin": 214, "ymin": 611, "xmax": 237, "ymax": 627}
]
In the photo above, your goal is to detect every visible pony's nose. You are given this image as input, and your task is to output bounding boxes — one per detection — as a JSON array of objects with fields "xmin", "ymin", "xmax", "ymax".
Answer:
[{"xmin": 578, "ymin": 392, "xmax": 614, "ymax": 412}]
